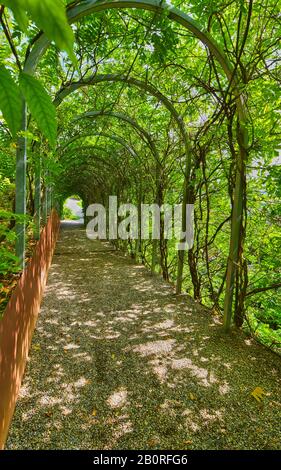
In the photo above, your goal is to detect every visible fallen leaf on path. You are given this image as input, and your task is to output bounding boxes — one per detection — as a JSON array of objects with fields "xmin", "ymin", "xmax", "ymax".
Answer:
[
  {"xmin": 148, "ymin": 438, "xmax": 159, "ymax": 447},
  {"xmin": 251, "ymin": 387, "xmax": 268, "ymax": 403}
]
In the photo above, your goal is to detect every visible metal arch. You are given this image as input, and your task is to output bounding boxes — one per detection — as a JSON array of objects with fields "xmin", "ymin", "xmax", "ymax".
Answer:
[
  {"xmin": 61, "ymin": 147, "xmax": 119, "ymax": 170},
  {"xmin": 61, "ymin": 132, "xmax": 140, "ymax": 161},
  {"xmin": 74, "ymin": 110, "xmax": 160, "ymax": 164},
  {"xmin": 63, "ymin": 158, "xmax": 115, "ymax": 176},
  {"xmin": 26, "ymin": 1, "xmax": 233, "ymax": 87},
  {"xmin": 62, "ymin": 157, "xmax": 124, "ymax": 184},
  {"xmin": 55, "ymin": 73, "xmax": 191, "ymax": 172},
  {"xmin": 61, "ymin": 168, "xmax": 109, "ymax": 195},
  {"xmin": 21, "ymin": 0, "xmax": 249, "ymax": 329},
  {"xmin": 55, "ymin": 73, "xmax": 190, "ymax": 139},
  {"xmin": 58, "ymin": 143, "xmax": 132, "ymax": 199},
  {"xmin": 26, "ymin": 0, "xmax": 246, "ymax": 123},
  {"xmin": 64, "ymin": 167, "xmax": 108, "ymax": 184}
]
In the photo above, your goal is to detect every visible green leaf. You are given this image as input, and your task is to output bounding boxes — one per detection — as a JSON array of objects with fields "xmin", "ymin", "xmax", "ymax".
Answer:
[
  {"xmin": 0, "ymin": 65, "xmax": 22, "ymax": 137},
  {"xmin": 1, "ymin": 1, "xmax": 75, "ymax": 62},
  {"xmin": 19, "ymin": 73, "xmax": 57, "ymax": 147},
  {"xmin": 26, "ymin": 0, "xmax": 75, "ymax": 62},
  {"xmin": 1, "ymin": 1, "xmax": 29, "ymax": 31}
]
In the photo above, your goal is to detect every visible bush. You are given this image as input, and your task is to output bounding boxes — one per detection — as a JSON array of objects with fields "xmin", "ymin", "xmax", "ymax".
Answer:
[{"xmin": 62, "ymin": 205, "xmax": 79, "ymax": 220}]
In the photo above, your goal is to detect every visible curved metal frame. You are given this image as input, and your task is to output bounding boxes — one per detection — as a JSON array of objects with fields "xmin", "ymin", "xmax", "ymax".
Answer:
[
  {"xmin": 61, "ymin": 146, "xmax": 118, "ymax": 169},
  {"xmin": 16, "ymin": 0, "xmax": 248, "ymax": 329},
  {"xmin": 74, "ymin": 109, "xmax": 160, "ymax": 164},
  {"xmin": 55, "ymin": 73, "xmax": 191, "ymax": 171},
  {"xmin": 61, "ymin": 132, "xmax": 140, "ymax": 161}
]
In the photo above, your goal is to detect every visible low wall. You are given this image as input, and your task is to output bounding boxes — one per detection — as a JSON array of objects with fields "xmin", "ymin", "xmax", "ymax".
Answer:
[{"xmin": 0, "ymin": 210, "xmax": 60, "ymax": 449}]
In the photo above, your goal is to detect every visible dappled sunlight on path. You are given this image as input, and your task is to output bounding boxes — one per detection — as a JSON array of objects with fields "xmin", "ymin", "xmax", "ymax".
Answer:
[{"xmin": 6, "ymin": 227, "xmax": 281, "ymax": 450}]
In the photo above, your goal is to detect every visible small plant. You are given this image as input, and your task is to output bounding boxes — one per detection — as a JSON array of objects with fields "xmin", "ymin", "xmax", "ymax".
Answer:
[
  {"xmin": 62, "ymin": 205, "xmax": 80, "ymax": 220},
  {"xmin": 0, "ymin": 211, "xmax": 23, "ymax": 276},
  {"xmin": 0, "ymin": 247, "xmax": 20, "ymax": 276}
]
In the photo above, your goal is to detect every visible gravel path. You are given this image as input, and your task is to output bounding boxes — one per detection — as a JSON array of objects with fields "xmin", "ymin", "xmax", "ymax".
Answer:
[{"xmin": 6, "ymin": 225, "xmax": 281, "ymax": 450}]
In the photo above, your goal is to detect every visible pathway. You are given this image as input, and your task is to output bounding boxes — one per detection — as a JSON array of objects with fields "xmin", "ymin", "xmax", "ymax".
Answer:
[{"xmin": 6, "ymin": 225, "xmax": 281, "ymax": 449}]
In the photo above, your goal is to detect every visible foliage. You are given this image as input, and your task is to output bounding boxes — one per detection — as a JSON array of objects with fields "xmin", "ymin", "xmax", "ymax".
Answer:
[
  {"xmin": 0, "ymin": 211, "xmax": 21, "ymax": 314},
  {"xmin": 19, "ymin": 73, "xmax": 57, "ymax": 147},
  {"xmin": 62, "ymin": 204, "xmax": 80, "ymax": 220},
  {"xmin": 0, "ymin": 65, "xmax": 22, "ymax": 137},
  {"xmin": 1, "ymin": 0, "xmax": 74, "ymax": 56},
  {"xmin": 0, "ymin": 1, "xmax": 280, "ymax": 348},
  {"xmin": 0, "ymin": 246, "xmax": 19, "ymax": 277},
  {"xmin": 0, "ymin": 0, "xmax": 74, "ymax": 144}
]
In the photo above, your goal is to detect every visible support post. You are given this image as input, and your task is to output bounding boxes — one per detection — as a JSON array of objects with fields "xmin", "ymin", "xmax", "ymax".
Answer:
[
  {"xmin": 34, "ymin": 155, "xmax": 41, "ymax": 240},
  {"xmin": 223, "ymin": 121, "xmax": 248, "ymax": 331},
  {"xmin": 47, "ymin": 186, "xmax": 52, "ymax": 215},
  {"xmin": 176, "ymin": 141, "xmax": 193, "ymax": 294},
  {"xmin": 42, "ymin": 181, "xmax": 48, "ymax": 225},
  {"xmin": 176, "ymin": 180, "xmax": 188, "ymax": 294},
  {"xmin": 15, "ymin": 100, "xmax": 27, "ymax": 269}
]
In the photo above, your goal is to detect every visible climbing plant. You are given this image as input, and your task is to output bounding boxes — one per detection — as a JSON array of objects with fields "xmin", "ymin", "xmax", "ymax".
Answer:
[{"xmin": 0, "ymin": 0, "xmax": 280, "ymax": 347}]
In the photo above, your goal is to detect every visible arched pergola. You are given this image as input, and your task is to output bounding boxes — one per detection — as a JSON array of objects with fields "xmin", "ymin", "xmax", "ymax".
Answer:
[
  {"xmin": 61, "ymin": 132, "xmax": 140, "ymax": 161},
  {"xmin": 15, "ymin": 0, "xmax": 249, "ymax": 330},
  {"xmin": 73, "ymin": 109, "xmax": 160, "ymax": 163},
  {"xmin": 55, "ymin": 74, "xmax": 195, "ymax": 293}
]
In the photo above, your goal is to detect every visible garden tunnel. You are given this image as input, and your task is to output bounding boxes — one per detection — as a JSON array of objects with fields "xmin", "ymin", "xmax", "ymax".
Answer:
[
  {"xmin": 0, "ymin": 0, "xmax": 280, "ymax": 452},
  {"xmin": 61, "ymin": 195, "xmax": 84, "ymax": 222},
  {"xmin": 14, "ymin": 0, "xmax": 248, "ymax": 331},
  {"xmin": 5, "ymin": 0, "xmax": 278, "ymax": 342}
]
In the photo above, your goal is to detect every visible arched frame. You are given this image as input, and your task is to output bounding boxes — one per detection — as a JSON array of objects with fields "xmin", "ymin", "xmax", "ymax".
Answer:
[
  {"xmin": 16, "ymin": 0, "xmax": 249, "ymax": 330},
  {"xmin": 62, "ymin": 132, "xmax": 140, "ymax": 161},
  {"xmin": 73, "ymin": 109, "xmax": 160, "ymax": 163}
]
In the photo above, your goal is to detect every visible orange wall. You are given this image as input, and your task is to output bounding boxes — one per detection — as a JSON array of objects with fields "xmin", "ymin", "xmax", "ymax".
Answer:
[{"xmin": 0, "ymin": 210, "xmax": 60, "ymax": 449}]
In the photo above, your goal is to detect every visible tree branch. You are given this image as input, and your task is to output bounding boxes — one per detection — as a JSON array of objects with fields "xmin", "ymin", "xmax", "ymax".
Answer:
[
  {"xmin": 246, "ymin": 282, "xmax": 281, "ymax": 298},
  {"xmin": 0, "ymin": 8, "xmax": 22, "ymax": 70}
]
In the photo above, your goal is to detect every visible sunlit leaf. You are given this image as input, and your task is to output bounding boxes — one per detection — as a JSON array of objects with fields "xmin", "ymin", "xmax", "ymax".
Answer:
[
  {"xmin": 1, "ymin": 1, "xmax": 29, "ymax": 30},
  {"xmin": 19, "ymin": 72, "xmax": 57, "ymax": 147},
  {"xmin": 2, "ymin": 1, "xmax": 75, "ymax": 62},
  {"xmin": 0, "ymin": 65, "xmax": 22, "ymax": 137},
  {"xmin": 26, "ymin": 0, "xmax": 75, "ymax": 63}
]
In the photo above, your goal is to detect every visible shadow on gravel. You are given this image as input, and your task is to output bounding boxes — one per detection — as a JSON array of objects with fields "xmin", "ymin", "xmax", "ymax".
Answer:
[{"xmin": 6, "ymin": 227, "xmax": 281, "ymax": 450}]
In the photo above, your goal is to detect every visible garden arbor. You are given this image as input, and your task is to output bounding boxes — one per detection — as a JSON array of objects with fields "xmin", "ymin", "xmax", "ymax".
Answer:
[
  {"xmin": 74, "ymin": 111, "xmax": 160, "ymax": 163},
  {"xmin": 16, "ymin": 0, "xmax": 249, "ymax": 331},
  {"xmin": 55, "ymin": 74, "xmax": 194, "ymax": 287}
]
